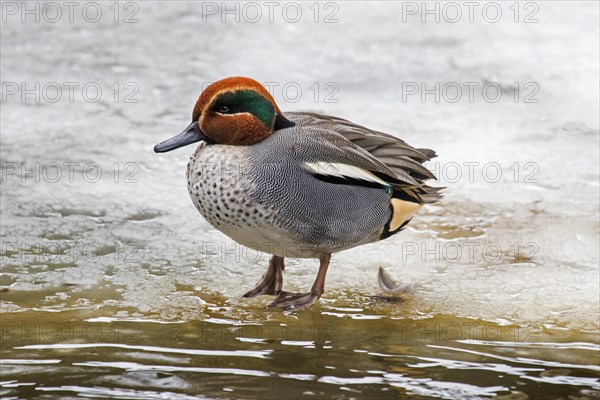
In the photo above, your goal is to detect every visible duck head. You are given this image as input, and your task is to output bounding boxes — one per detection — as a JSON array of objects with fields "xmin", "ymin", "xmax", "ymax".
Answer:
[{"xmin": 154, "ymin": 77, "xmax": 295, "ymax": 152}]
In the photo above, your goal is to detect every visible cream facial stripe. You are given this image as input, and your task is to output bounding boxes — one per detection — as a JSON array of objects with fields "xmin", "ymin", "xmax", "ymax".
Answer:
[{"xmin": 219, "ymin": 112, "xmax": 253, "ymax": 117}]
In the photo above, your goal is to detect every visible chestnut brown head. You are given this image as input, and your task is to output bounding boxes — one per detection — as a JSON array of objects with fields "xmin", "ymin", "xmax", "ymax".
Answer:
[{"xmin": 154, "ymin": 77, "xmax": 294, "ymax": 153}]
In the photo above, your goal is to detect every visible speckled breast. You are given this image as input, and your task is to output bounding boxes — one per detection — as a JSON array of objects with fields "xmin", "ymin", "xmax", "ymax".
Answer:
[{"xmin": 186, "ymin": 143, "xmax": 313, "ymax": 258}]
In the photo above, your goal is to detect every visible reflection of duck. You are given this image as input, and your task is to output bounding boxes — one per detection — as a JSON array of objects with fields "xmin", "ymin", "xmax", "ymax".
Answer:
[{"xmin": 154, "ymin": 77, "xmax": 441, "ymax": 311}]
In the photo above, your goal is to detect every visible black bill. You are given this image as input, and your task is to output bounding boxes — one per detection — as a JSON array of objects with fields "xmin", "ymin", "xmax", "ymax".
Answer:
[{"xmin": 154, "ymin": 121, "xmax": 208, "ymax": 153}]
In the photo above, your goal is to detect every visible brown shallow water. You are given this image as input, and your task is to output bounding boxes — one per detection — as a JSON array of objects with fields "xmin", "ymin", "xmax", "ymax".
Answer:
[{"xmin": 1, "ymin": 294, "xmax": 599, "ymax": 400}]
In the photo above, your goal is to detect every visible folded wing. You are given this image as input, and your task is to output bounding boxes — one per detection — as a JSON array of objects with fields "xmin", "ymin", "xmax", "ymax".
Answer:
[{"xmin": 285, "ymin": 112, "xmax": 442, "ymax": 204}]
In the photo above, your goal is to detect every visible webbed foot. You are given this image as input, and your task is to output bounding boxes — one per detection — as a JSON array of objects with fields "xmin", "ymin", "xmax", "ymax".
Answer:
[
  {"xmin": 377, "ymin": 267, "xmax": 413, "ymax": 295},
  {"xmin": 266, "ymin": 253, "xmax": 331, "ymax": 312},
  {"xmin": 242, "ymin": 255, "xmax": 284, "ymax": 298},
  {"xmin": 268, "ymin": 290, "xmax": 320, "ymax": 311}
]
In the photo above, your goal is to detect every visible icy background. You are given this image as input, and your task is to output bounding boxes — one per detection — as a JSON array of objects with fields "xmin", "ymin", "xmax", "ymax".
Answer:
[
  {"xmin": 2, "ymin": 2, "xmax": 599, "ymax": 398},
  {"xmin": 1, "ymin": 1, "xmax": 599, "ymax": 329}
]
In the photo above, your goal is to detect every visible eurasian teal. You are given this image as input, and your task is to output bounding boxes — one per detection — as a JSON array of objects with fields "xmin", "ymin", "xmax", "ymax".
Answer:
[{"xmin": 155, "ymin": 77, "xmax": 440, "ymax": 311}]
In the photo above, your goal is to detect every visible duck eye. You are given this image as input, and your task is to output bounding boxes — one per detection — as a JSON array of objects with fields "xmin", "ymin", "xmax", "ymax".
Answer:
[{"xmin": 217, "ymin": 105, "xmax": 230, "ymax": 114}]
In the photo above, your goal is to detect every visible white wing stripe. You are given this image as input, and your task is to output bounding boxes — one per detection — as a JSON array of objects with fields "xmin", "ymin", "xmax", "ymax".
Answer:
[{"xmin": 303, "ymin": 162, "xmax": 390, "ymax": 187}]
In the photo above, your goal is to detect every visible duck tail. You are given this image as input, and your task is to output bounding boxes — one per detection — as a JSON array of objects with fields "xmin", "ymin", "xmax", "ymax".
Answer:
[
  {"xmin": 420, "ymin": 185, "xmax": 444, "ymax": 204},
  {"xmin": 379, "ymin": 184, "xmax": 442, "ymax": 240}
]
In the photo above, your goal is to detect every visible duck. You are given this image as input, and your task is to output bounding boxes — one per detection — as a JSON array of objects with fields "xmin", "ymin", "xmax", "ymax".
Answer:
[{"xmin": 154, "ymin": 76, "xmax": 441, "ymax": 311}]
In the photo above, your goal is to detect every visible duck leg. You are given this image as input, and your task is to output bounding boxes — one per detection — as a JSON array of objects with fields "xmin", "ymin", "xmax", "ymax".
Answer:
[
  {"xmin": 242, "ymin": 255, "xmax": 285, "ymax": 298},
  {"xmin": 268, "ymin": 253, "xmax": 331, "ymax": 311}
]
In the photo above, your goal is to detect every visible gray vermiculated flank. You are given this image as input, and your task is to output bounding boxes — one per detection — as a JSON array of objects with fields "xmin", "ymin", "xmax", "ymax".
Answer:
[{"xmin": 246, "ymin": 127, "xmax": 392, "ymax": 251}]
